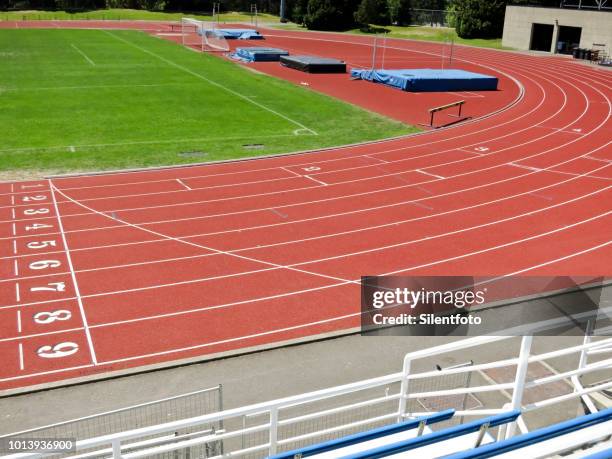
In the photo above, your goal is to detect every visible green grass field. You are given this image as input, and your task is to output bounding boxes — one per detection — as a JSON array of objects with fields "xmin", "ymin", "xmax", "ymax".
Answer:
[{"xmin": 0, "ymin": 29, "xmax": 414, "ymax": 176}]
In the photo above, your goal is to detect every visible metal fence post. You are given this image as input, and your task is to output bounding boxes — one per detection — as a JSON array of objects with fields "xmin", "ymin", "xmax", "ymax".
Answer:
[
  {"xmin": 505, "ymin": 336, "xmax": 533, "ymax": 439},
  {"xmin": 398, "ymin": 357, "xmax": 412, "ymax": 422},
  {"xmin": 269, "ymin": 408, "xmax": 279, "ymax": 456},
  {"xmin": 111, "ymin": 439, "xmax": 122, "ymax": 458}
]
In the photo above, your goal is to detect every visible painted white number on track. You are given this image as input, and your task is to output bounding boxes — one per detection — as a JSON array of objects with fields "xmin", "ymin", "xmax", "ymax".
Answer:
[
  {"xmin": 25, "ymin": 223, "xmax": 53, "ymax": 231},
  {"xmin": 31, "ymin": 282, "xmax": 66, "ymax": 293},
  {"xmin": 302, "ymin": 166, "xmax": 321, "ymax": 172},
  {"xmin": 27, "ymin": 240, "xmax": 57, "ymax": 250},
  {"xmin": 474, "ymin": 146, "xmax": 490, "ymax": 152},
  {"xmin": 37, "ymin": 342, "xmax": 79, "ymax": 359},
  {"xmin": 24, "ymin": 208, "xmax": 50, "ymax": 216},
  {"xmin": 22, "ymin": 195, "xmax": 47, "ymax": 202},
  {"xmin": 29, "ymin": 260, "xmax": 61, "ymax": 270},
  {"xmin": 34, "ymin": 310, "xmax": 72, "ymax": 324}
]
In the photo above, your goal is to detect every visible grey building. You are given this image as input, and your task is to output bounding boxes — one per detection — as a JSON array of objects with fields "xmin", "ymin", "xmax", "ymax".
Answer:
[{"xmin": 502, "ymin": 5, "xmax": 611, "ymax": 57}]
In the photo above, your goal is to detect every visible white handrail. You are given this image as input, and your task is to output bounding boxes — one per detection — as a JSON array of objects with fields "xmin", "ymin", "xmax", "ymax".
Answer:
[{"xmin": 4, "ymin": 334, "xmax": 611, "ymax": 459}]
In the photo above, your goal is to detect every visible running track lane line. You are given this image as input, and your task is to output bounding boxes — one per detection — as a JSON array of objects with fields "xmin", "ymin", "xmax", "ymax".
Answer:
[
  {"xmin": 103, "ymin": 30, "xmax": 319, "ymax": 136},
  {"xmin": 49, "ymin": 180, "xmax": 98, "ymax": 364}
]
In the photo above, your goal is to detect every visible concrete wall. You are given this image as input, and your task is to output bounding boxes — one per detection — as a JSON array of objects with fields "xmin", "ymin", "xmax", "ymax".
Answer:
[{"xmin": 502, "ymin": 5, "xmax": 612, "ymax": 53}]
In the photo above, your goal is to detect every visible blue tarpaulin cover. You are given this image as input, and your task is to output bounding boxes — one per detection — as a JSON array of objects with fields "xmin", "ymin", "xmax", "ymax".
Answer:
[
  {"xmin": 230, "ymin": 47, "xmax": 289, "ymax": 62},
  {"xmin": 213, "ymin": 28, "xmax": 263, "ymax": 39},
  {"xmin": 350, "ymin": 68, "xmax": 498, "ymax": 92}
]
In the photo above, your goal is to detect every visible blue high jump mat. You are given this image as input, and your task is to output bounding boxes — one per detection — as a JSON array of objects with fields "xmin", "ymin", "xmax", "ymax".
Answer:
[
  {"xmin": 212, "ymin": 28, "xmax": 264, "ymax": 39},
  {"xmin": 230, "ymin": 47, "xmax": 289, "ymax": 62},
  {"xmin": 350, "ymin": 68, "xmax": 498, "ymax": 92}
]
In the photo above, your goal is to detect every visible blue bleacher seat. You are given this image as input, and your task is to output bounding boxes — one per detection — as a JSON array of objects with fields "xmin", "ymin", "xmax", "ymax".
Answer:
[
  {"xmin": 338, "ymin": 411, "xmax": 521, "ymax": 459},
  {"xmin": 444, "ymin": 408, "xmax": 612, "ymax": 459},
  {"xmin": 268, "ymin": 409, "xmax": 455, "ymax": 459}
]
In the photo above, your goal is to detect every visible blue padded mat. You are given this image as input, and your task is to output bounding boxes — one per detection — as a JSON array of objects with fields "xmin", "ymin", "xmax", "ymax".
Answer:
[
  {"xmin": 216, "ymin": 28, "xmax": 262, "ymax": 39},
  {"xmin": 230, "ymin": 47, "xmax": 289, "ymax": 62},
  {"xmin": 350, "ymin": 68, "xmax": 498, "ymax": 92}
]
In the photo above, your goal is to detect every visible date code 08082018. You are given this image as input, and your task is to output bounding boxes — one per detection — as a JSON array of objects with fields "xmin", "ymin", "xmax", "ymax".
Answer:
[{"xmin": 0, "ymin": 437, "xmax": 76, "ymax": 453}]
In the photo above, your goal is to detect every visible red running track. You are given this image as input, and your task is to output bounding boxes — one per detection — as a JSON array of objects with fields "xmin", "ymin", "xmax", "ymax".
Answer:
[{"xmin": 0, "ymin": 22, "xmax": 610, "ymax": 393}]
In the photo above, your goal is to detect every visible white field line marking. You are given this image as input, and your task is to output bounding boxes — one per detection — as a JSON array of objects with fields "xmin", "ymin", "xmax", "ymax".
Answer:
[
  {"xmin": 1, "ymin": 327, "xmax": 86, "ymax": 343},
  {"xmin": 15, "ymin": 283, "xmax": 20, "ymax": 302},
  {"xmin": 104, "ymin": 31, "xmax": 318, "ymax": 135},
  {"xmin": 13, "ymin": 259, "xmax": 18, "ymax": 276},
  {"xmin": 304, "ymin": 175, "xmax": 327, "ymax": 186},
  {"xmin": 16, "ymin": 310, "xmax": 22, "ymax": 333},
  {"xmin": 49, "ymin": 180, "xmax": 98, "ymax": 365},
  {"xmin": 416, "ymin": 169, "xmax": 445, "ymax": 180},
  {"xmin": 18, "ymin": 343, "xmax": 24, "ymax": 370},
  {"xmin": 10, "ymin": 195, "xmax": 15, "ymax": 206},
  {"xmin": 12, "ymin": 240, "xmax": 17, "ymax": 255},
  {"xmin": 0, "ymin": 132, "xmax": 298, "ymax": 154},
  {"xmin": 71, "ymin": 44, "xmax": 96, "ymax": 66},
  {"xmin": 2, "ymin": 238, "xmax": 609, "ymax": 377},
  {"xmin": 1, "ymin": 59, "xmax": 572, "ymax": 219},
  {"xmin": 280, "ymin": 166, "xmax": 303, "ymax": 178},
  {"xmin": 584, "ymin": 156, "xmax": 612, "ymax": 163},
  {"xmin": 176, "ymin": 178, "xmax": 191, "ymax": 190},
  {"xmin": 364, "ymin": 154, "xmax": 390, "ymax": 164},
  {"xmin": 11, "ymin": 208, "xmax": 15, "ymax": 220},
  {"xmin": 3, "ymin": 183, "xmax": 608, "ymax": 310},
  {"xmin": 2, "ymin": 82, "xmax": 202, "ymax": 92},
  {"xmin": 11, "ymin": 223, "xmax": 16, "ymax": 237}
]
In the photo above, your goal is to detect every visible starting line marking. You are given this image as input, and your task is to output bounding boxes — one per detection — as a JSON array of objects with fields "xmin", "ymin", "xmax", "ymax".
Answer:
[
  {"xmin": 176, "ymin": 178, "xmax": 191, "ymax": 190},
  {"xmin": 304, "ymin": 175, "xmax": 328, "ymax": 186},
  {"xmin": 416, "ymin": 169, "xmax": 445, "ymax": 180}
]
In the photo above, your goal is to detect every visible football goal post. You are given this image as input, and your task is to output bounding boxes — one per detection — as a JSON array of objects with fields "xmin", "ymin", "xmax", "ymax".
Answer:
[{"xmin": 181, "ymin": 18, "xmax": 230, "ymax": 53}]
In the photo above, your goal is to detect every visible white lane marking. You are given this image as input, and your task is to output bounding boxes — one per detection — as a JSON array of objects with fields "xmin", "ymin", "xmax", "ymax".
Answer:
[
  {"xmin": 280, "ymin": 166, "xmax": 303, "ymax": 178},
  {"xmin": 1, "ymin": 327, "xmax": 86, "ymax": 343},
  {"xmin": 416, "ymin": 169, "xmax": 445, "ymax": 180},
  {"xmin": 3, "ymin": 184, "xmax": 608, "ymax": 311},
  {"xmin": 49, "ymin": 180, "xmax": 98, "ymax": 365},
  {"xmin": 12, "ymin": 240, "xmax": 17, "ymax": 254},
  {"xmin": 176, "ymin": 178, "xmax": 191, "ymax": 190},
  {"xmin": 304, "ymin": 175, "xmax": 328, "ymax": 186},
  {"xmin": 18, "ymin": 343, "xmax": 24, "ymax": 370},
  {"xmin": 1, "ymin": 143, "xmax": 609, "ymax": 284},
  {"xmin": 104, "ymin": 31, "xmax": 318, "ymax": 135},
  {"xmin": 11, "ymin": 223, "xmax": 16, "ymax": 236},
  {"xmin": 11, "ymin": 208, "xmax": 15, "ymax": 220},
  {"xmin": 71, "ymin": 44, "xmax": 96, "ymax": 66},
  {"xmin": 364, "ymin": 154, "xmax": 390, "ymax": 164},
  {"xmin": 16, "ymin": 310, "xmax": 22, "ymax": 333},
  {"xmin": 15, "ymin": 283, "xmax": 20, "ymax": 302},
  {"xmin": 10, "ymin": 195, "xmax": 15, "ymax": 206},
  {"xmin": 584, "ymin": 156, "xmax": 612, "ymax": 163},
  {"xmin": 13, "ymin": 259, "xmax": 18, "ymax": 276}
]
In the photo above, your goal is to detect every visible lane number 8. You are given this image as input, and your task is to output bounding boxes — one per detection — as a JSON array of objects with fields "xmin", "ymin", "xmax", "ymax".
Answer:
[{"xmin": 34, "ymin": 310, "xmax": 72, "ymax": 324}]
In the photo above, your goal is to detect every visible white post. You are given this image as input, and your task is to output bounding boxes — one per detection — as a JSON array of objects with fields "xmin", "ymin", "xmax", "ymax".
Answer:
[
  {"xmin": 269, "ymin": 408, "xmax": 279, "ymax": 456},
  {"xmin": 381, "ymin": 33, "xmax": 388, "ymax": 70},
  {"xmin": 111, "ymin": 439, "xmax": 122, "ymax": 458},
  {"xmin": 505, "ymin": 336, "xmax": 533, "ymax": 439},
  {"xmin": 371, "ymin": 35, "xmax": 378, "ymax": 70},
  {"xmin": 398, "ymin": 357, "xmax": 412, "ymax": 422}
]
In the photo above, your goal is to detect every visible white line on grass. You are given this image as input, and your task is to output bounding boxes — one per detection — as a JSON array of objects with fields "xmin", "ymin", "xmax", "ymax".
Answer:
[
  {"xmin": 103, "ymin": 30, "xmax": 318, "ymax": 136},
  {"xmin": 71, "ymin": 44, "xmax": 96, "ymax": 66}
]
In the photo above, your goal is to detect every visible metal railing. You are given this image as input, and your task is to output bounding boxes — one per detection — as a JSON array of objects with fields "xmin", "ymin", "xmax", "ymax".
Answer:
[{"xmin": 3, "ymin": 332, "xmax": 611, "ymax": 459}]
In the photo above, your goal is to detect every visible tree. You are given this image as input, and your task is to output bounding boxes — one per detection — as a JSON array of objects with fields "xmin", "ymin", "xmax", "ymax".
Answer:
[
  {"xmin": 388, "ymin": 0, "xmax": 411, "ymax": 25},
  {"xmin": 354, "ymin": 0, "xmax": 389, "ymax": 26},
  {"xmin": 452, "ymin": 0, "xmax": 506, "ymax": 39},
  {"xmin": 304, "ymin": 0, "xmax": 358, "ymax": 30}
]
